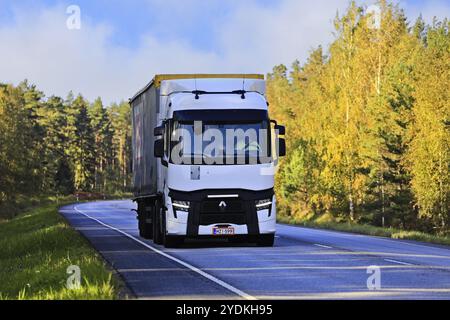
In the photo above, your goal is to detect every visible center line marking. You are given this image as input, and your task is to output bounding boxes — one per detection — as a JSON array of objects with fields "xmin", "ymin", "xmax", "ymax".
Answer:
[
  {"xmin": 384, "ymin": 259, "xmax": 414, "ymax": 266},
  {"xmin": 73, "ymin": 205, "xmax": 256, "ymax": 300},
  {"xmin": 314, "ymin": 244, "xmax": 333, "ymax": 249}
]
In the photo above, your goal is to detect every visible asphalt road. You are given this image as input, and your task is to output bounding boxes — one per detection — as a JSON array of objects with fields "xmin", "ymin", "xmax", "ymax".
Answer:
[{"xmin": 59, "ymin": 200, "xmax": 450, "ymax": 300}]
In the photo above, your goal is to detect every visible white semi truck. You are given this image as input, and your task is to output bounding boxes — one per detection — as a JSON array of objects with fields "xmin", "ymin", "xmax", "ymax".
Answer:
[{"xmin": 130, "ymin": 74, "xmax": 285, "ymax": 248}]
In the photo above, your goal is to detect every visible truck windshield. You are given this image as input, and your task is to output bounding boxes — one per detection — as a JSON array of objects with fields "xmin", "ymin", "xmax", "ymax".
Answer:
[{"xmin": 170, "ymin": 121, "xmax": 271, "ymax": 165}]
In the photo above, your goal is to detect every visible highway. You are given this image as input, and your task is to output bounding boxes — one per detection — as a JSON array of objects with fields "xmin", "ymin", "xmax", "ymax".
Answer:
[{"xmin": 59, "ymin": 200, "xmax": 450, "ymax": 300}]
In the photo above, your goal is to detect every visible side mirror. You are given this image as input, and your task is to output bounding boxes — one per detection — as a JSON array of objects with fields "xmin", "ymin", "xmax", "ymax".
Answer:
[
  {"xmin": 154, "ymin": 125, "xmax": 164, "ymax": 136},
  {"xmin": 154, "ymin": 139, "xmax": 164, "ymax": 158},
  {"xmin": 275, "ymin": 124, "xmax": 285, "ymax": 136},
  {"xmin": 278, "ymin": 138, "xmax": 286, "ymax": 157}
]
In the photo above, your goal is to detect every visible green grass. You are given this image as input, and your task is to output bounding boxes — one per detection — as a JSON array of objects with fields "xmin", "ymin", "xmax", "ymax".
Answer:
[
  {"xmin": 0, "ymin": 195, "xmax": 67, "ymax": 220},
  {"xmin": 278, "ymin": 215, "xmax": 450, "ymax": 247},
  {"xmin": 0, "ymin": 193, "xmax": 132, "ymax": 221},
  {"xmin": 0, "ymin": 199, "xmax": 121, "ymax": 300}
]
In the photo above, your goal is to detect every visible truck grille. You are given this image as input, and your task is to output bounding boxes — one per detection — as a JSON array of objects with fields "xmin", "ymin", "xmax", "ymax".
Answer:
[{"xmin": 198, "ymin": 199, "xmax": 247, "ymax": 225}]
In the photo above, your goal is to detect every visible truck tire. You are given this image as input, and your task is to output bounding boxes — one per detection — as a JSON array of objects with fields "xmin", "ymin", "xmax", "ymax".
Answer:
[
  {"xmin": 256, "ymin": 234, "xmax": 275, "ymax": 247},
  {"xmin": 137, "ymin": 201, "xmax": 153, "ymax": 239},
  {"xmin": 153, "ymin": 200, "xmax": 163, "ymax": 245},
  {"xmin": 158, "ymin": 205, "xmax": 183, "ymax": 248},
  {"xmin": 138, "ymin": 219, "xmax": 153, "ymax": 239}
]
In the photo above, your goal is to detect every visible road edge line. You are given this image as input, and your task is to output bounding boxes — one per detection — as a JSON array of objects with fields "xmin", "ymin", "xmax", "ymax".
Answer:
[
  {"xmin": 314, "ymin": 244, "xmax": 333, "ymax": 249},
  {"xmin": 73, "ymin": 205, "xmax": 256, "ymax": 300},
  {"xmin": 383, "ymin": 259, "xmax": 414, "ymax": 266}
]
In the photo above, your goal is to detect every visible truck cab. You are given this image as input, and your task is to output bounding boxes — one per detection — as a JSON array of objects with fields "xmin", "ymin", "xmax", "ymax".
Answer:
[{"xmin": 130, "ymin": 74, "xmax": 285, "ymax": 247}]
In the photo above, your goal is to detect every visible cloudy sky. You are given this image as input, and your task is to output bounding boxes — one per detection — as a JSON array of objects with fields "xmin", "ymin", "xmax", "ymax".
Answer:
[{"xmin": 0, "ymin": 0, "xmax": 449, "ymax": 104}]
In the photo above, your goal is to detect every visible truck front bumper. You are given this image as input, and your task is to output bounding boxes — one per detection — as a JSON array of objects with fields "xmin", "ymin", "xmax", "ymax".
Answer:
[{"xmin": 166, "ymin": 188, "xmax": 276, "ymax": 236}]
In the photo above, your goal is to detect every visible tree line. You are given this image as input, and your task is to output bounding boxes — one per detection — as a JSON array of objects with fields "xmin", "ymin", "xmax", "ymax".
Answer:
[
  {"xmin": 0, "ymin": 0, "xmax": 447, "ymax": 233},
  {"xmin": 0, "ymin": 82, "xmax": 132, "ymax": 214},
  {"xmin": 267, "ymin": 1, "xmax": 449, "ymax": 234}
]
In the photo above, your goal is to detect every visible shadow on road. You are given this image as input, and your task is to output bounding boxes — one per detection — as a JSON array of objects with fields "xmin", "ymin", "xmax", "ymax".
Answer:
[{"xmin": 174, "ymin": 237, "xmax": 261, "ymax": 249}]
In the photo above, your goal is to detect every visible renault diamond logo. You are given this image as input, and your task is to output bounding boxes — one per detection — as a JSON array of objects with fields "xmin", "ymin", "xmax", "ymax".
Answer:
[{"xmin": 219, "ymin": 201, "xmax": 227, "ymax": 211}]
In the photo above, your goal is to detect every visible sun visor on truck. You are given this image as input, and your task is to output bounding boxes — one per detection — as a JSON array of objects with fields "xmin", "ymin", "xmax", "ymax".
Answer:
[
  {"xmin": 172, "ymin": 109, "xmax": 269, "ymax": 122},
  {"xmin": 160, "ymin": 78, "xmax": 266, "ymax": 96}
]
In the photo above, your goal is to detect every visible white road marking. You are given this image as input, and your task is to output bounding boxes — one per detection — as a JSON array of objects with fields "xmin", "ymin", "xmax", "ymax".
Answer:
[
  {"xmin": 280, "ymin": 223, "xmax": 447, "ymax": 252},
  {"xmin": 384, "ymin": 259, "xmax": 414, "ymax": 266},
  {"xmin": 314, "ymin": 244, "xmax": 333, "ymax": 249},
  {"xmin": 74, "ymin": 205, "xmax": 256, "ymax": 300}
]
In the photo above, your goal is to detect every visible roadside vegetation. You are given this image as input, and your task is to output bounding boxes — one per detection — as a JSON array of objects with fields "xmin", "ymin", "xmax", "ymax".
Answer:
[
  {"xmin": 278, "ymin": 215, "xmax": 450, "ymax": 247},
  {"xmin": 269, "ymin": 1, "xmax": 449, "ymax": 237},
  {"xmin": 0, "ymin": 0, "xmax": 447, "ymax": 256},
  {"xmin": 0, "ymin": 198, "xmax": 121, "ymax": 300},
  {"xmin": 0, "ymin": 83, "xmax": 132, "ymax": 220}
]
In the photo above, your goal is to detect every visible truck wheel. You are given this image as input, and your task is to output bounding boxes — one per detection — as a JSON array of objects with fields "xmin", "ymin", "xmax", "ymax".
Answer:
[
  {"xmin": 256, "ymin": 234, "xmax": 275, "ymax": 247},
  {"xmin": 153, "ymin": 200, "xmax": 163, "ymax": 245},
  {"xmin": 138, "ymin": 219, "xmax": 153, "ymax": 239},
  {"xmin": 137, "ymin": 201, "xmax": 153, "ymax": 239},
  {"xmin": 159, "ymin": 206, "xmax": 183, "ymax": 248}
]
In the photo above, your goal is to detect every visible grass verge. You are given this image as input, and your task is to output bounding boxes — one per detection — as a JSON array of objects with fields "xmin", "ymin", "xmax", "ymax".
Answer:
[
  {"xmin": 277, "ymin": 215, "xmax": 450, "ymax": 247},
  {"xmin": 0, "ymin": 198, "xmax": 121, "ymax": 300}
]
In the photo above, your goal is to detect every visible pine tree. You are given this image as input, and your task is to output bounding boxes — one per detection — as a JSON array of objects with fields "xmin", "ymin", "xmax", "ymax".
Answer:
[
  {"xmin": 66, "ymin": 95, "xmax": 96, "ymax": 191},
  {"xmin": 0, "ymin": 84, "xmax": 38, "ymax": 203},
  {"xmin": 89, "ymin": 97, "xmax": 114, "ymax": 192},
  {"xmin": 109, "ymin": 101, "xmax": 131, "ymax": 192}
]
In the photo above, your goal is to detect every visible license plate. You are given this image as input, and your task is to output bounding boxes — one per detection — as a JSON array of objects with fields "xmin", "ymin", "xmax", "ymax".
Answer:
[{"xmin": 213, "ymin": 227, "xmax": 235, "ymax": 236}]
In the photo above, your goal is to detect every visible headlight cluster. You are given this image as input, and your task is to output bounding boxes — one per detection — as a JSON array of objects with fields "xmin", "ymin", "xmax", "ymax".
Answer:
[
  {"xmin": 255, "ymin": 199, "xmax": 272, "ymax": 211},
  {"xmin": 172, "ymin": 200, "xmax": 190, "ymax": 212}
]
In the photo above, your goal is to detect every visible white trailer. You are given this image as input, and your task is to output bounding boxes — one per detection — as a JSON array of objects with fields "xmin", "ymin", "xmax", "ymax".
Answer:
[{"xmin": 130, "ymin": 74, "xmax": 285, "ymax": 247}]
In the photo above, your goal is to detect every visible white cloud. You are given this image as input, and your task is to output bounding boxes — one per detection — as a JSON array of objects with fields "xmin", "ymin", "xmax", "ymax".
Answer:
[
  {"xmin": 400, "ymin": 0, "xmax": 450, "ymax": 24},
  {"xmin": 217, "ymin": 0, "xmax": 352, "ymax": 72},
  {"xmin": 0, "ymin": 0, "xmax": 448, "ymax": 104}
]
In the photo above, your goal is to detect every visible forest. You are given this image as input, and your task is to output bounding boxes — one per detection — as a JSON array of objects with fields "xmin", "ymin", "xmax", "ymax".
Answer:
[
  {"xmin": 0, "ymin": 84, "xmax": 132, "ymax": 217},
  {"xmin": 0, "ymin": 1, "xmax": 448, "ymax": 233},
  {"xmin": 267, "ymin": 1, "xmax": 449, "ymax": 234}
]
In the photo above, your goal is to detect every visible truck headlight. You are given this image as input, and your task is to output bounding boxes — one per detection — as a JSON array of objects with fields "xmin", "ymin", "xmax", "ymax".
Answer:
[
  {"xmin": 172, "ymin": 200, "xmax": 190, "ymax": 212},
  {"xmin": 255, "ymin": 199, "xmax": 272, "ymax": 211}
]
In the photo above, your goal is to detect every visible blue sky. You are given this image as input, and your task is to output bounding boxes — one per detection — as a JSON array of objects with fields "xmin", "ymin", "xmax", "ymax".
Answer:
[
  {"xmin": 1, "ymin": 0, "xmax": 279, "ymax": 50},
  {"xmin": 0, "ymin": 0, "xmax": 449, "ymax": 104}
]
